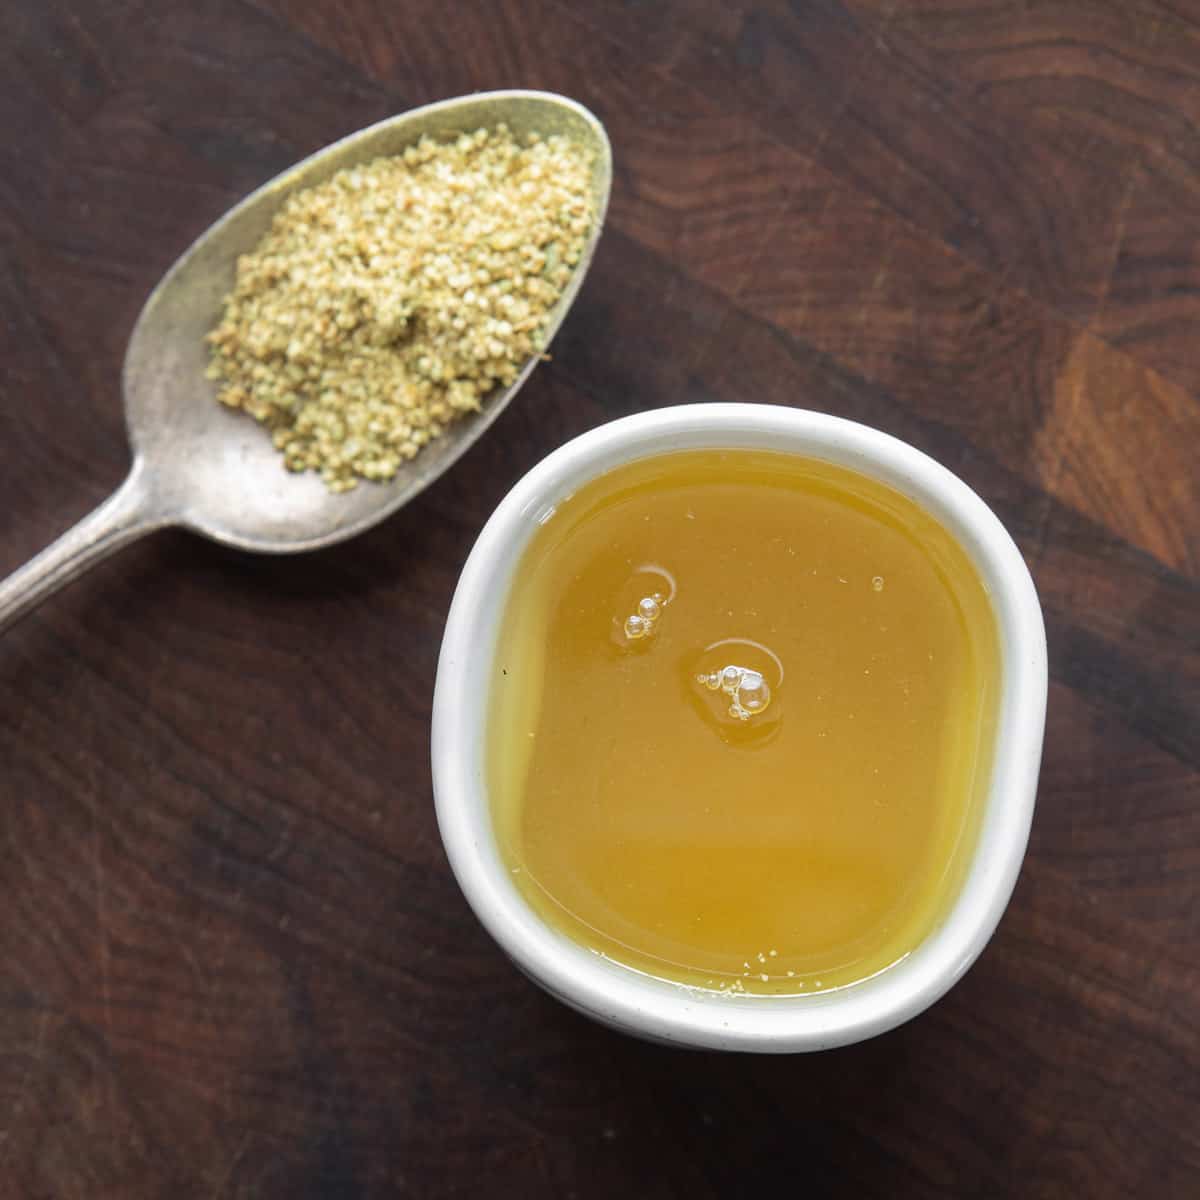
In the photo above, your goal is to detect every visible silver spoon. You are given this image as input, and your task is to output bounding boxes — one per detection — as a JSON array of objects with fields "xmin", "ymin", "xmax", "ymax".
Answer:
[{"xmin": 0, "ymin": 90, "xmax": 611, "ymax": 633}]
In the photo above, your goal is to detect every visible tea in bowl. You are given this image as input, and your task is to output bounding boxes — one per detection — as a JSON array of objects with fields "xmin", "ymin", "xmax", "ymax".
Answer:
[{"xmin": 432, "ymin": 404, "xmax": 1046, "ymax": 1051}]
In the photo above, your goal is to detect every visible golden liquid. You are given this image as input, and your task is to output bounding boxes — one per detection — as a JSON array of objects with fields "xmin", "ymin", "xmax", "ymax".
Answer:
[{"xmin": 488, "ymin": 450, "xmax": 999, "ymax": 994}]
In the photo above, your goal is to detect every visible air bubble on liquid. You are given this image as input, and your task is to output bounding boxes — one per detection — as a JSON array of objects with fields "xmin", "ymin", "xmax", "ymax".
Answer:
[
  {"xmin": 615, "ymin": 563, "xmax": 677, "ymax": 646},
  {"xmin": 691, "ymin": 637, "xmax": 783, "ymax": 726},
  {"xmin": 638, "ymin": 595, "xmax": 662, "ymax": 621},
  {"xmin": 872, "ymin": 575, "xmax": 884, "ymax": 592}
]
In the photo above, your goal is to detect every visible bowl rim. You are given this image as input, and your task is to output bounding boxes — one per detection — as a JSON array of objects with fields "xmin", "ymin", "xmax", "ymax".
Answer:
[{"xmin": 431, "ymin": 403, "xmax": 1047, "ymax": 1052}]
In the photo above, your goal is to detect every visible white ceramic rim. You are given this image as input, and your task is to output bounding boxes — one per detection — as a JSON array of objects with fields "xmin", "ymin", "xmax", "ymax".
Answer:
[{"xmin": 432, "ymin": 404, "xmax": 1047, "ymax": 1052}]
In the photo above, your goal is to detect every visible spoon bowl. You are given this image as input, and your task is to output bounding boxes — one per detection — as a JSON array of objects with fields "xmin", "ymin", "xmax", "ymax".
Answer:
[{"xmin": 0, "ymin": 90, "xmax": 611, "ymax": 628}]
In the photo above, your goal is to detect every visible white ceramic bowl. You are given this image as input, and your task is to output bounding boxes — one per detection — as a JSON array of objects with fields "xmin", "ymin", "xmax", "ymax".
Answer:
[{"xmin": 432, "ymin": 404, "xmax": 1047, "ymax": 1051}]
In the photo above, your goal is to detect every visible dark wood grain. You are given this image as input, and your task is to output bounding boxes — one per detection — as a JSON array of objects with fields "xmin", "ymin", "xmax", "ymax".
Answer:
[{"xmin": 1, "ymin": 2, "xmax": 1198, "ymax": 1196}]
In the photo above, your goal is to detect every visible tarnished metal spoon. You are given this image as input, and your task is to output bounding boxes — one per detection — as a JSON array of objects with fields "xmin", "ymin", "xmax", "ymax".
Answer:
[{"xmin": 0, "ymin": 90, "xmax": 611, "ymax": 632}]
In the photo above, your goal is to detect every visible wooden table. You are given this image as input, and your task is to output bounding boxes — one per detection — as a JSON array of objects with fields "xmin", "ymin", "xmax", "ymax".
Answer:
[{"xmin": 2, "ymin": 2, "xmax": 1197, "ymax": 1195}]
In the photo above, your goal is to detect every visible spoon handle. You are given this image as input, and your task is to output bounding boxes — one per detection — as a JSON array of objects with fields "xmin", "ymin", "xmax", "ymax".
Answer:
[{"xmin": 0, "ymin": 459, "xmax": 170, "ymax": 634}]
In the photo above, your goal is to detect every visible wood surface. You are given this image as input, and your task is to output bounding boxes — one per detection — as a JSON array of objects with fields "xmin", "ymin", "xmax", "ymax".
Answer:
[{"xmin": 2, "ymin": 1, "xmax": 1198, "ymax": 1196}]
